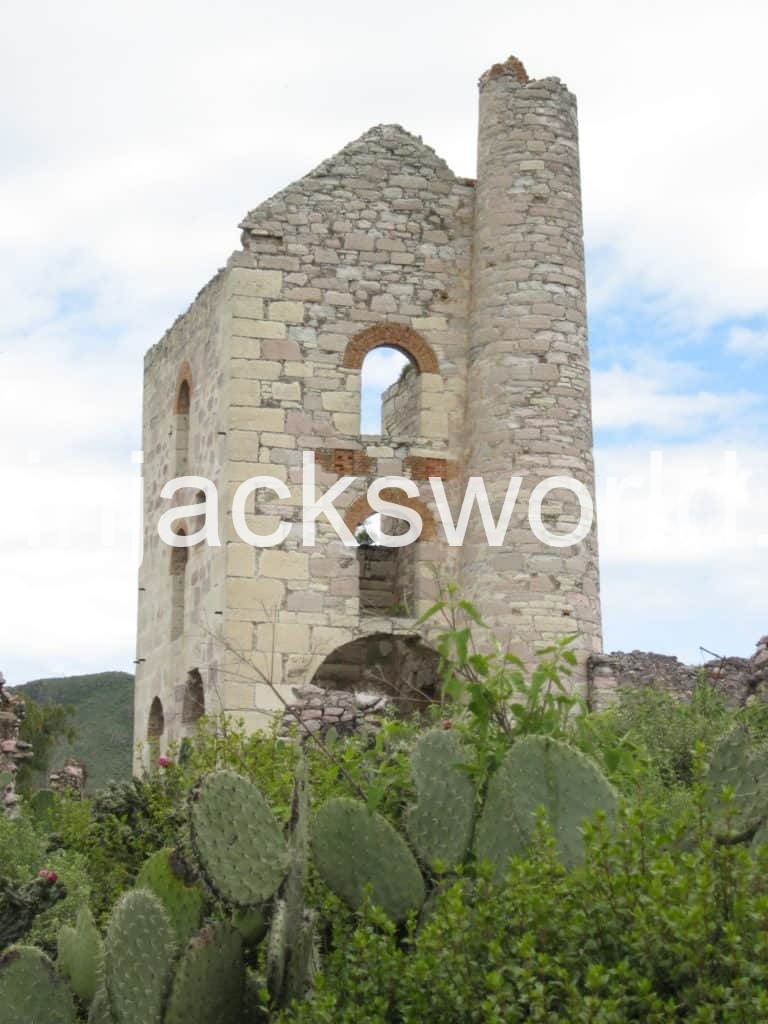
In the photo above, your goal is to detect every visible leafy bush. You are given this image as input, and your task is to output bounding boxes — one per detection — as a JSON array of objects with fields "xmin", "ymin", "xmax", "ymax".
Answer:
[{"xmin": 280, "ymin": 807, "xmax": 768, "ymax": 1023}]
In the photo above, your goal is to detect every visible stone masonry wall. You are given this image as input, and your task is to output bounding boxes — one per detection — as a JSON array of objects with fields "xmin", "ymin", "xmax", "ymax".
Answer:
[
  {"xmin": 461, "ymin": 57, "xmax": 601, "ymax": 678},
  {"xmin": 588, "ymin": 635, "xmax": 768, "ymax": 711},
  {"xmin": 134, "ymin": 275, "xmax": 230, "ymax": 768},
  {"xmin": 0, "ymin": 671, "xmax": 31, "ymax": 816},
  {"xmin": 211, "ymin": 124, "xmax": 474, "ymax": 728},
  {"xmin": 381, "ymin": 366, "xmax": 420, "ymax": 440}
]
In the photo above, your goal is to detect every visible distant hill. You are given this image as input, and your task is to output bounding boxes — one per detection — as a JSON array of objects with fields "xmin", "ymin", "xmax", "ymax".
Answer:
[{"xmin": 11, "ymin": 671, "xmax": 135, "ymax": 793}]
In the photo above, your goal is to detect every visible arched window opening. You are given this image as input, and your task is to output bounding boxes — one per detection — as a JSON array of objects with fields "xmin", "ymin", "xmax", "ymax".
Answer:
[
  {"xmin": 174, "ymin": 369, "xmax": 192, "ymax": 475},
  {"xmin": 147, "ymin": 696, "xmax": 165, "ymax": 762},
  {"xmin": 355, "ymin": 513, "xmax": 413, "ymax": 617},
  {"xmin": 361, "ymin": 347, "xmax": 419, "ymax": 440},
  {"xmin": 170, "ymin": 529, "xmax": 187, "ymax": 641},
  {"xmin": 147, "ymin": 696, "xmax": 165, "ymax": 738},
  {"xmin": 191, "ymin": 490, "xmax": 207, "ymax": 542},
  {"xmin": 346, "ymin": 493, "xmax": 437, "ymax": 620},
  {"xmin": 181, "ymin": 668, "xmax": 205, "ymax": 725},
  {"xmin": 311, "ymin": 634, "xmax": 440, "ymax": 714}
]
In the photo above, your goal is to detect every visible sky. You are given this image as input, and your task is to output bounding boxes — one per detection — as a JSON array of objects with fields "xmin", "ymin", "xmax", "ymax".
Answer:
[{"xmin": 1, "ymin": 0, "xmax": 767, "ymax": 683}]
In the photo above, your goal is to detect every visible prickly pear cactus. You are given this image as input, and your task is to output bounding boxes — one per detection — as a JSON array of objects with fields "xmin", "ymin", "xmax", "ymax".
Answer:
[
  {"xmin": 103, "ymin": 890, "xmax": 176, "ymax": 1024},
  {"xmin": 706, "ymin": 725, "xmax": 768, "ymax": 839},
  {"xmin": 266, "ymin": 898, "xmax": 288, "ymax": 1000},
  {"xmin": 0, "ymin": 945, "xmax": 76, "ymax": 1024},
  {"xmin": 475, "ymin": 735, "xmax": 618, "ymax": 874},
  {"xmin": 265, "ymin": 761, "xmax": 316, "ymax": 1007},
  {"xmin": 190, "ymin": 770, "xmax": 289, "ymax": 907},
  {"xmin": 231, "ymin": 905, "xmax": 267, "ymax": 947},
  {"xmin": 1, "ymin": 873, "xmax": 67, "ymax": 952},
  {"xmin": 88, "ymin": 985, "xmax": 114, "ymax": 1024},
  {"xmin": 312, "ymin": 797, "xmax": 425, "ymax": 922},
  {"xmin": 57, "ymin": 905, "xmax": 103, "ymax": 1005},
  {"xmin": 287, "ymin": 909, "xmax": 317, "ymax": 1003},
  {"xmin": 135, "ymin": 848, "xmax": 206, "ymax": 946},
  {"xmin": 267, "ymin": 900, "xmax": 317, "ymax": 1007},
  {"xmin": 164, "ymin": 921, "xmax": 244, "ymax": 1024},
  {"xmin": 404, "ymin": 728, "xmax": 476, "ymax": 869}
]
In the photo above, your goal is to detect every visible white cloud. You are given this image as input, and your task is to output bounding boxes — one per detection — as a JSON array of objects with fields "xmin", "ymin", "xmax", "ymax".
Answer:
[
  {"xmin": 592, "ymin": 359, "xmax": 761, "ymax": 434},
  {"xmin": 726, "ymin": 326, "xmax": 768, "ymax": 359}
]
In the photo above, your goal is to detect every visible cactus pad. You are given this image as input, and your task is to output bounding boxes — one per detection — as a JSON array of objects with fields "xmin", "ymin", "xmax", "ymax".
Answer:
[
  {"xmin": 312, "ymin": 797, "xmax": 425, "ymax": 921},
  {"xmin": 135, "ymin": 848, "xmax": 206, "ymax": 945},
  {"xmin": 706, "ymin": 725, "xmax": 768, "ymax": 838},
  {"xmin": 58, "ymin": 905, "xmax": 103, "ymax": 1005},
  {"xmin": 404, "ymin": 728, "xmax": 475, "ymax": 869},
  {"xmin": 190, "ymin": 770, "xmax": 289, "ymax": 906},
  {"xmin": 232, "ymin": 905, "xmax": 267, "ymax": 946},
  {"xmin": 164, "ymin": 921, "xmax": 244, "ymax": 1024},
  {"xmin": 103, "ymin": 889, "xmax": 176, "ymax": 1024},
  {"xmin": 88, "ymin": 985, "xmax": 114, "ymax": 1024},
  {"xmin": 0, "ymin": 945, "xmax": 76, "ymax": 1024},
  {"xmin": 474, "ymin": 735, "xmax": 618, "ymax": 874}
]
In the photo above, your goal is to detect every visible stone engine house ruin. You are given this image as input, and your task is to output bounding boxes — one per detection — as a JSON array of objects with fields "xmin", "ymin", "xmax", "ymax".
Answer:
[{"xmin": 134, "ymin": 55, "xmax": 602, "ymax": 766}]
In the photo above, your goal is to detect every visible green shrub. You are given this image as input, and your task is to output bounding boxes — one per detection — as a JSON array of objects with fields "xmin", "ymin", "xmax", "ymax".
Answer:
[{"xmin": 279, "ymin": 807, "xmax": 768, "ymax": 1023}]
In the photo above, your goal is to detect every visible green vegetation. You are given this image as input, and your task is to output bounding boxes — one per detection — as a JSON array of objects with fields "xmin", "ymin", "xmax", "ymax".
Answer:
[
  {"xmin": 13, "ymin": 671, "xmax": 134, "ymax": 792},
  {"xmin": 4, "ymin": 594, "xmax": 768, "ymax": 1020}
]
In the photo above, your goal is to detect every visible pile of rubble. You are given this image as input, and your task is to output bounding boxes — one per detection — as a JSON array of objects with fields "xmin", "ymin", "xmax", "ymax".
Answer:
[{"xmin": 280, "ymin": 683, "xmax": 391, "ymax": 738}]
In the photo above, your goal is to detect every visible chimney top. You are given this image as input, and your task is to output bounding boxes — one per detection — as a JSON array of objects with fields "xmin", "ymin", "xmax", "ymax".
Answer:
[{"xmin": 479, "ymin": 55, "xmax": 530, "ymax": 89}]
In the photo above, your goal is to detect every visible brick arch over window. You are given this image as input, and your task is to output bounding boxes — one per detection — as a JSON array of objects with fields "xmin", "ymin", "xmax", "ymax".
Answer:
[
  {"xmin": 344, "ymin": 491, "xmax": 438, "ymax": 541},
  {"xmin": 341, "ymin": 325, "xmax": 439, "ymax": 374},
  {"xmin": 174, "ymin": 362, "xmax": 193, "ymax": 414}
]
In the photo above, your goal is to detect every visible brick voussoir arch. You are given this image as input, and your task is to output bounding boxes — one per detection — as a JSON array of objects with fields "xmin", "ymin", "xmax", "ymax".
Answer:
[
  {"xmin": 344, "ymin": 490, "xmax": 438, "ymax": 541},
  {"xmin": 341, "ymin": 324, "xmax": 439, "ymax": 374}
]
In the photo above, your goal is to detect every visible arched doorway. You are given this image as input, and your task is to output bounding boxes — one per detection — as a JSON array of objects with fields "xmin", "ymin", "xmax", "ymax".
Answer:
[{"xmin": 311, "ymin": 633, "xmax": 440, "ymax": 713}]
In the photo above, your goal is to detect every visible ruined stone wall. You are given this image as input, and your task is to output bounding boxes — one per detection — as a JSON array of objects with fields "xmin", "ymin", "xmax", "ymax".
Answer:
[
  {"xmin": 0, "ymin": 671, "xmax": 31, "ymax": 816},
  {"xmin": 381, "ymin": 366, "xmax": 420, "ymax": 440},
  {"xmin": 211, "ymin": 125, "xmax": 474, "ymax": 730},
  {"xmin": 136, "ymin": 57, "xmax": 604, "ymax": 757},
  {"xmin": 460, "ymin": 57, "xmax": 601, "ymax": 680},
  {"xmin": 134, "ymin": 274, "xmax": 231, "ymax": 768},
  {"xmin": 588, "ymin": 636, "xmax": 768, "ymax": 711}
]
